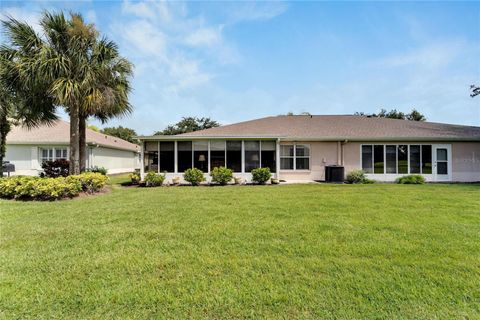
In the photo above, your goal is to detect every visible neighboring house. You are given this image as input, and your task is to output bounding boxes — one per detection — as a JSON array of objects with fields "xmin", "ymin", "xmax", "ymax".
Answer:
[
  {"xmin": 5, "ymin": 120, "xmax": 140, "ymax": 176},
  {"xmin": 137, "ymin": 115, "xmax": 480, "ymax": 183}
]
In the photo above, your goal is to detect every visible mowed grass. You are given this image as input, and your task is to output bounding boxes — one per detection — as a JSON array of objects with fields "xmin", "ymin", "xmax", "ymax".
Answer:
[{"xmin": 1, "ymin": 177, "xmax": 479, "ymax": 319}]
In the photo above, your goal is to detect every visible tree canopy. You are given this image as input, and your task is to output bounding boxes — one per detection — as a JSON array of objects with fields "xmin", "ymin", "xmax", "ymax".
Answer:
[
  {"xmin": 1, "ymin": 12, "xmax": 133, "ymax": 174},
  {"xmin": 154, "ymin": 117, "xmax": 220, "ymax": 135},
  {"xmin": 355, "ymin": 109, "xmax": 426, "ymax": 121},
  {"xmin": 102, "ymin": 126, "xmax": 138, "ymax": 144}
]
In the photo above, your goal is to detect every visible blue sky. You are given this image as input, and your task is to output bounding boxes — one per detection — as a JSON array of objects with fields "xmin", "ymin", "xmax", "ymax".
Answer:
[{"xmin": 1, "ymin": 1, "xmax": 479, "ymax": 134}]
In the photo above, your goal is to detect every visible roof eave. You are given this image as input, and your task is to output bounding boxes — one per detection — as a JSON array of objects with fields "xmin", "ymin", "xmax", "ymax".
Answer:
[
  {"xmin": 135, "ymin": 135, "xmax": 283, "ymax": 141},
  {"xmin": 135, "ymin": 135, "xmax": 480, "ymax": 142}
]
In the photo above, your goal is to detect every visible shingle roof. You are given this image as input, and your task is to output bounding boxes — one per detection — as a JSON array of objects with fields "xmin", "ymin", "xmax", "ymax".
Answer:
[
  {"xmin": 7, "ymin": 119, "xmax": 140, "ymax": 152},
  {"xmin": 168, "ymin": 115, "xmax": 480, "ymax": 141}
]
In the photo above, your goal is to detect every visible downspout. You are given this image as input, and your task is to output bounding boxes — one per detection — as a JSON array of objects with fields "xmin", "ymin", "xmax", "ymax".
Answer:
[
  {"xmin": 140, "ymin": 140, "xmax": 145, "ymax": 181},
  {"xmin": 337, "ymin": 141, "xmax": 341, "ymax": 165},
  {"xmin": 276, "ymin": 138, "xmax": 281, "ymax": 180},
  {"xmin": 341, "ymin": 140, "xmax": 348, "ymax": 166}
]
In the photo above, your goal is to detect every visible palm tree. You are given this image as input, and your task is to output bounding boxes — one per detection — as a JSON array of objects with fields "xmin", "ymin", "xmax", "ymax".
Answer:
[
  {"xmin": 78, "ymin": 37, "xmax": 133, "ymax": 171},
  {"xmin": 0, "ymin": 26, "xmax": 58, "ymax": 176},
  {"xmin": 1, "ymin": 12, "xmax": 133, "ymax": 174}
]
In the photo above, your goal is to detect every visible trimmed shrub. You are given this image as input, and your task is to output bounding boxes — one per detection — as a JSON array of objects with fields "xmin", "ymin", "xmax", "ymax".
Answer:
[
  {"xmin": 0, "ymin": 176, "xmax": 37, "ymax": 199},
  {"xmin": 68, "ymin": 172, "xmax": 109, "ymax": 193},
  {"xmin": 345, "ymin": 170, "xmax": 374, "ymax": 184},
  {"xmin": 86, "ymin": 166, "xmax": 108, "ymax": 175},
  {"xmin": 129, "ymin": 172, "xmax": 141, "ymax": 185},
  {"xmin": 144, "ymin": 171, "xmax": 165, "ymax": 187},
  {"xmin": 251, "ymin": 167, "xmax": 272, "ymax": 185},
  {"xmin": 0, "ymin": 176, "xmax": 82, "ymax": 200},
  {"xmin": 210, "ymin": 166, "xmax": 233, "ymax": 185},
  {"xmin": 184, "ymin": 168, "xmax": 205, "ymax": 186},
  {"xmin": 396, "ymin": 174, "xmax": 425, "ymax": 184},
  {"xmin": 40, "ymin": 159, "xmax": 69, "ymax": 178},
  {"xmin": 30, "ymin": 177, "xmax": 82, "ymax": 200}
]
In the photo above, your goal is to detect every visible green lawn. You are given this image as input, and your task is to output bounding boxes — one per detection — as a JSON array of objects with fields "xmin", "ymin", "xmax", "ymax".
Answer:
[{"xmin": 1, "ymin": 177, "xmax": 479, "ymax": 319}]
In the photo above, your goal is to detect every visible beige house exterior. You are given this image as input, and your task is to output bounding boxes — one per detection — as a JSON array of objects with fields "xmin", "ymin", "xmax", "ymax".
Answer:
[
  {"xmin": 137, "ymin": 115, "xmax": 480, "ymax": 183},
  {"xmin": 5, "ymin": 120, "xmax": 140, "ymax": 176}
]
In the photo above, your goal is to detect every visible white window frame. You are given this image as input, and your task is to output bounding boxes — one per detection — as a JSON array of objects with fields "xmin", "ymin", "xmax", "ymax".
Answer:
[
  {"xmin": 280, "ymin": 143, "xmax": 310, "ymax": 171},
  {"xmin": 40, "ymin": 147, "xmax": 68, "ymax": 163},
  {"xmin": 360, "ymin": 144, "xmax": 433, "ymax": 175}
]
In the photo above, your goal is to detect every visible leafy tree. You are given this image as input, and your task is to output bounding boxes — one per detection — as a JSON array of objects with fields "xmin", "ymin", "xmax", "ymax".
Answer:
[
  {"xmin": 0, "ymin": 50, "xmax": 57, "ymax": 177},
  {"xmin": 87, "ymin": 124, "xmax": 100, "ymax": 132},
  {"xmin": 471, "ymin": 85, "xmax": 480, "ymax": 98},
  {"xmin": 405, "ymin": 109, "xmax": 426, "ymax": 121},
  {"xmin": 355, "ymin": 108, "xmax": 426, "ymax": 121},
  {"xmin": 154, "ymin": 117, "xmax": 220, "ymax": 135},
  {"xmin": 102, "ymin": 126, "xmax": 138, "ymax": 144},
  {"xmin": 1, "ymin": 12, "xmax": 132, "ymax": 175}
]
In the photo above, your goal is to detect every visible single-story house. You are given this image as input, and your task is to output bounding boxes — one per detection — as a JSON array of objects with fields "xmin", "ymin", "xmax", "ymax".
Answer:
[
  {"xmin": 137, "ymin": 115, "xmax": 480, "ymax": 183},
  {"xmin": 5, "ymin": 119, "xmax": 140, "ymax": 176}
]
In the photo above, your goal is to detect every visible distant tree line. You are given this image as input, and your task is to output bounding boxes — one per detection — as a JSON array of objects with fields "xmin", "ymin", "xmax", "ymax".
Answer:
[
  {"xmin": 355, "ymin": 108, "xmax": 426, "ymax": 121},
  {"xmin": 154, "ymin": 117, "xmax": 220, "ymax": 135}
]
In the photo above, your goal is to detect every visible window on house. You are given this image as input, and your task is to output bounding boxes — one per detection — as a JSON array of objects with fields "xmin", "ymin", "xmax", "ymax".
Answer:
[
  {"xmin": 261, "ymin": 141, "xmax": 276, "ymax": 173},
  {"xmin": 361, "ymin": 145, "xmax": 373, "ymax": 173},
  {"xmin": 193, "ymin": 141, "xmax": 208, "ymax": 172},
  {"xmin": 144, "ymin": 141, "xmax": 158, "ymax": 172},
  {"xmin": 159, "ymin": 141, "xmax": 174, "ymax": 173},
  {"xmin": 177, "ymin": 141, "xmax": 192, "ymax": 172},
  {"xmin": 386, "ymin": 145, "xmax": 397, "ymax": 174},
  {"xmin": 410, "ymin": 145, "xmax": 421, "ymax": 174},
  {"xmin": 226, "ymin": 141, "xmax": 242, "ymax": 172},
  {"xmin": 295, "ymin": 144, "xmax": 310, "ymax": 170},
  {"xmin": 280, "ymin": 144, "xmax": 310, "ymax": 170},
  {"xmin": 421, "ymin": 145, "xmax": 432, "ymax": 174},
  {"xmin": 41, "ymin": 148, "xmax": 54, "ymax": 163},
  {"xmin": 40, "ymin": 147, "xmax": 68, "ymax": 164},
  {"xmin": 55, "ymin": 148, "xmax": 68, "ymax": 160},
  {"xmin": 245, "ymin": 141, "xmax": 260, "ymax": 172},
  {"xmin": 362, "ymin": 144, "xmax": 433, "ymax": 175},
  {"xmin": 280, "ymin": 145, "xmax": 294, "ymax": 170},
  {"xmin": 210, "ymin": 140, "xmax": 226, "ymax": 169},
  {"xmin": 398, "ymin": 145, "xmax": 408, "ymax": 174}
]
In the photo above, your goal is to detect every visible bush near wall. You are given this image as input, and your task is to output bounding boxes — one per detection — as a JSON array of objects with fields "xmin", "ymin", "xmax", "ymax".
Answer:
[
  {"xmin": 129, "ymin": 172, "xmax": 141, "ymax": 185},
  {"xmin": 210, "ymin": 167, "xmax": 233, "ymax": 185},
  {"xmin": 345, "ymin": 170, "xmax": 375, "ymax": 184},
  {"xmin": 86, "ymin": 166, "xmax": 108, "ymax": 175},
  {"xmin": 251, "ymin": 168, "xmax": 272, "ymax": 185},
  {"xmin": 144, "ymin": 171, "xmax": 165, "ymax": 187},
  {"xmin": 40, "ymin": 159, "xmax": 70, "ymax": 178},
  {"xmin": 396, "ymin": 175, "xmax": 426, "ymax": 184},
  {"xmin": 184, "ymin": 168, "xmax": 205, "ymax": 186},
  {"xmin": 0, "ymin": 172, "xmax": 108, "ymax": 201}
]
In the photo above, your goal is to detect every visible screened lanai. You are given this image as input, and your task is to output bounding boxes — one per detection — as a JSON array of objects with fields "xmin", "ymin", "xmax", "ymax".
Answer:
[{"xmin": 141, "ymin": 139, "xmax": 279, "ymax": 177}]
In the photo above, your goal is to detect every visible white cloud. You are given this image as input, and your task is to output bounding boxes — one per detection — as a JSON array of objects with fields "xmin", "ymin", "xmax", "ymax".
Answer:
[
  {"xmin": 0, "ymin": 6, "xmax": 42, "ymax": 34},
  {"xmin": 184, "ymin": 26, "xmax": 222, "ymax": 47},
  {"xmin": 122, "ymin": 0, "xmax": 160, "ymax": 21},
  {"xmin": 122, "ymin": 20, "xmax": 167, "ymax": 56},
  {"xmin": 228, "ymin": 1, "xmax": 288, "ymax": 22},
  {"xmin": 380, "ymin": 40, "xmax": 469, "ymax": 69},
  {"xmin": 113, "ymin": 0, "xmax": 245, "ymax": 93},
  {"xmin": 85, "ymin": 9, "xmax": 97, "ymax": 23}
]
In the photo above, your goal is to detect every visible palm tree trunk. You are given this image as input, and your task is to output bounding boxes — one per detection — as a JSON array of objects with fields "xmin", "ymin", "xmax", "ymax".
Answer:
[
  {"xmin": 0, "ymin": 114, "xmax": 11, "ymax": 178},
  {"xmin": 79, "ymin": 113, "xmax": 87, "ymax": 172},
  {"xmin": 69, "ymin": 106, "xmax": 80, "ymax": 175},
  {"xmin": 0, "ymin": 115, "xmax": 10, "ymax": 178}
]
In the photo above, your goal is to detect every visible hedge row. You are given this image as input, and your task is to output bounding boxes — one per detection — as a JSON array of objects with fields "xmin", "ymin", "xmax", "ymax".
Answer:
[
  {"xmin": 136, "ymin": 167, "xmax": 273, "ymax": 187},
  {"xmin": 0, "ymin": 172, "xmax": 108, "ymax": 201}
]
